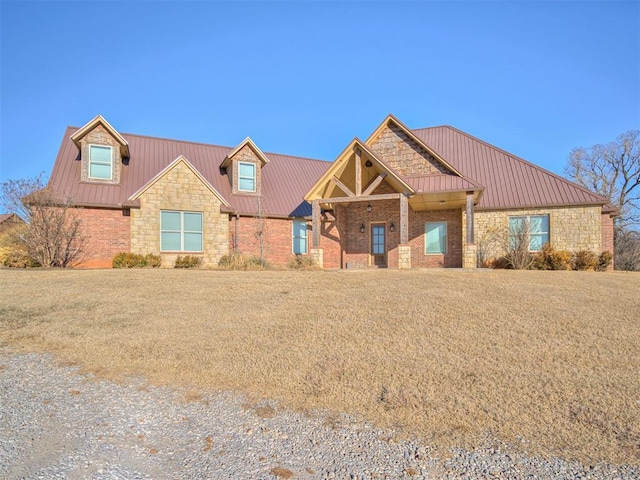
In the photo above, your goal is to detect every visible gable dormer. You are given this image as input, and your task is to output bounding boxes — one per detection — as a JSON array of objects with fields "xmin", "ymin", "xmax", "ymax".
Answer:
[
  {"xmin": 70, "ymin": 115, "xmax": 130, "ymax": 184},
  {"xmin": 220, "ymin": 137, "xmax": 270, "ymax": 195}
]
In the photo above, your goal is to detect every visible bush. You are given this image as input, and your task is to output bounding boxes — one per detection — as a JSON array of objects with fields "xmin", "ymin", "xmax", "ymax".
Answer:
[
  {"xmin": 218, "ymin": 253, "xmax": 267, "ymax": 270},
  {"xmin": 112, "ymin": 252, "xmax": 161, "ymax": 268},
  {"xmin": 287, "ymin": 254, "xmax": 319, "ymax": 270},
  {"xmin": 572, "ymin": 250, "xmax": 598, "ymax": 271},
  {"xmin": 489, "ymin": 256, "xmax": 512, "ymax": 269},
  {"xmin": 174, "ymin": 255, "xmax": 202, "ymax": 269},
  {"xmin": 532, "ymin": 243, "xmax": 572, "ymax": 270},
  {"xmin": 597, "ymin": 251, "xmax": 613, "ymax": 272},
  {"xmin": 3, "ymin": 250, "xmax": 40, "ymax": 268}
]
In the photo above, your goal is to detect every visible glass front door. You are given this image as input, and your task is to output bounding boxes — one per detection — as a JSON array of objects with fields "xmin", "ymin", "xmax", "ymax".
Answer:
[{"xmin": 370, "ymin": 223, "xmax": 386, "ymax": 267}]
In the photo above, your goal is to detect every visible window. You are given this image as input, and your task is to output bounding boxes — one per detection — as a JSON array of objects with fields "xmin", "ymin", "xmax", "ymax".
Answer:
[
  {"xmin": 425, "ymin": 221, "xmax": 447, "ymax": 254},
  {"xmin": 238, "ymin": 162, "xmax": 256, "ymax": 192},
  {"xmin": 292, "ymin": 220, "xmax": 307, "ymax": 254},
  {"xmin": 161, "ymin": 211, "xmax": 203, "ymax": 252},
  {"xmin": 89, "ymin": 145, "xmax": 113, "ymax": 179},
  {"xmin": 509, "ymin": 214, "xmax": 549, "ymax": 251}
]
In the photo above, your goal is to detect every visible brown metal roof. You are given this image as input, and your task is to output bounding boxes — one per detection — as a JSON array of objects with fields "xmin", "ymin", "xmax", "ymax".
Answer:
[
  {"xmin": 49, "ymin": 122, "xmax": 609, "ymax": 218},
  {"xmin": 0, "ymin": 213, "xmax": 16, "ymax": 224},
  {"xmin": 404, "ymin": 174, "xmax": 482, "ymax": 194},
  {"xmin": 49, "ymin": 128, "xmax": 330, "ymax": 217},
  {"xmin": 411, "ymin": 126, "xmax": 609, "ymax": 210}
]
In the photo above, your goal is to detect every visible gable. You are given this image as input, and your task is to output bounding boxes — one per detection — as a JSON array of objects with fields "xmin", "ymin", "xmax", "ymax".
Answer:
[
  {"xmin": 129, "ymin": 156, "xmax": 229, "ymax": 207},
  {"xmin": 368, "ymin": 122, "xmax": 454, "ymax": 177}
]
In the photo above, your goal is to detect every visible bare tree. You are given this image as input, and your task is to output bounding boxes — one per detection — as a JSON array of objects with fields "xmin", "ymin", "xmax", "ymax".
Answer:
[
  {"xmin": 565, "ymin": 130, "xmax": 640, "ymax": 229},
  {"xmin": 1, "ymin": 174, "xmax": 86, "ymax": 267}
]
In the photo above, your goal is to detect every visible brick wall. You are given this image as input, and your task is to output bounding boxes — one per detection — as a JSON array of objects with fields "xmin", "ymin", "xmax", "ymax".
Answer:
[
  {"xmin": 368, "ymin": 123, "xmax": 451, "ymax": 176},
  {"xmin": 473, "ymin": 206, "xmax": 604, "ymax": 262},
  {"xmin": 231, "ymin": 216, "xmax": 309, "ymax": 266},
  {"xmin": 75, "ymin": 207, "xmax": 130, "ymax": 268},
  {"xmin": 601, "ymin": 212, "xmax": 615, "ymax": 270},
  {"xmin": 79, "ymin": 124, "xmax": 123, "ymax": 184},
  {"xmin": 130, "ymin": 160, "xmax": 228, "ymax": 267}
]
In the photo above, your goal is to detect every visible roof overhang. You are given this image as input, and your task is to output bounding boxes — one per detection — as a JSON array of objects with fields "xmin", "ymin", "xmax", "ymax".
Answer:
[{"xmin": 70, "ymin": 115, "xmax": 130, "ymax": 158}]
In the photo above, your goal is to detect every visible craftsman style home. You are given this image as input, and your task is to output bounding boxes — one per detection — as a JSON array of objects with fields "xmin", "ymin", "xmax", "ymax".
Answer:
[{"xmin": 47, "ymin": 114, "xmax": 615, "ymax": 268}]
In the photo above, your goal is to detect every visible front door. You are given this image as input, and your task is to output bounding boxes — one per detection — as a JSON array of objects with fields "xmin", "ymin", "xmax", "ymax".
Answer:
[{"xmin": 370, "ymin": 223, "xmax": 387, "ymax": 267}]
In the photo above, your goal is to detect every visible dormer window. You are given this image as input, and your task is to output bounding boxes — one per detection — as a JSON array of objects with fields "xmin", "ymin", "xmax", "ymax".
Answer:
[
  {"xmin": 238, "ymin": 162, "xmax": 256, "ymax": 192},
  {"xmin": 89, "ymin": 145, "xmax": 113, "ymax": 180}
]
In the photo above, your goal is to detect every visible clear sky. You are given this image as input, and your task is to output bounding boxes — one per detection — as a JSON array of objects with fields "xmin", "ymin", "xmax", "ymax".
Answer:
[{"xmin": 1, "ymin": 1, "xmax": 638, "ymax": 184}]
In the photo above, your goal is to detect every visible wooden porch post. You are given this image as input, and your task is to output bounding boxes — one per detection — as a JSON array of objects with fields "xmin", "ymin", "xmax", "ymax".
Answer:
[
  {"xmin": 466, "ymin": 192, "xmax": 475, "ymax": 244},
  {"xmin": 355, "ymin": 148, "xmax": 362, "ymax": 196},
  {"xmin": 312, "ymin": 199, "xmax": 321, "ymax": 248}
]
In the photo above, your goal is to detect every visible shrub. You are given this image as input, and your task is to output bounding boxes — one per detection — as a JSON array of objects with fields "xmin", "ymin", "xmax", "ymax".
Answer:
[
  {"xmin": 3, "ymin": 250, "xmax": 40, "ymax": 268},
  {"xmin": 112, "ymin": 252, "xmax": 161, "ymax": 268},
  {"xmin": 218, "ymin": 253, "xmax": 267, "ymax": 270},
  {"xmin": 174, "ymin": 255, "xmax": 202, "ymax": 269},
  {"xmin": 532, "ymin": 243, "xmax": 572, "ymax": 270},
  {"xmin": 597, "ymin": 251, "xmax": 613, "ymax": 272},
  {"xmin": 287, "ymin": 255, "xmax": 319, "ymax": 270},
  {"xmin": 489, "ymin": 256, "xmax": 512, "ymax": 269},
  {"xmin": 143, "ymin": 253, "xmax": 162, "ymax": 268},
  {"xmin": 572, "ymin": 250, "xmax": 598, "ymax": 271}
]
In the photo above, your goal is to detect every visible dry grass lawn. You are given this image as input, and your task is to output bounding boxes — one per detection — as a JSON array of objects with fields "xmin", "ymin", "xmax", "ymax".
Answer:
[{"xmin": 0, "ymin": 269, "xmax": 638, "ymax": 465}]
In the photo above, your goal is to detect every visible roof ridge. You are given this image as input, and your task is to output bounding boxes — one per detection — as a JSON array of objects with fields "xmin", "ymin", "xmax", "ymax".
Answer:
[
  {"xmin": 66, "ymin": 126, "xmax": 329, "ymax": 164},
  {"xmin": 414, "ymin": 125, "xmax": 610, "ymax": 204}
]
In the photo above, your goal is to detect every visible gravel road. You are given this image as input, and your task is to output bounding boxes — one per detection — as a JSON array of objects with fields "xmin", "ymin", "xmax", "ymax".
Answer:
[{"xmin": 1, "ymin": 349, "xmax": 637, "ymax": 479}]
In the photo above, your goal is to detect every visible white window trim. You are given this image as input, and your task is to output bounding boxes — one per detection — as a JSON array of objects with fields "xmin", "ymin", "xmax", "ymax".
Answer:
[
  {"xmin": 425, "ymin": 221, "xmax": 448, "ymax": 255},
  {"xmin": 509, "ymin": 214, "xmax": 550, "ymax": 252},
  {"xmin": 88, "ymin": 144, "xmax": 113, "ymax": 180},
  {"xmin": 160, "ymin": 210, "xmax": 203, "ymax": 252},
  {"xmin": 292, "ymin": 219, "xmax": 308, "ymax": 254},
  {"xmin": 237, "ymin": 161, "xmax": 256, "ymax": 192}
]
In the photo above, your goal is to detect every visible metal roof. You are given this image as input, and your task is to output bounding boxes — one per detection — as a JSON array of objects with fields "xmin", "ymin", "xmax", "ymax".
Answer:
[
  {"xmin": 49, "ymin": 128, "xmax": 330, "ymax": 217},
  {"xmin": 49, "ymin": 122, "xmax": 609, "ymax": 218},
  {"xmin": 411, "ymin": 126, "xmax": 609, "ymax": 210}
]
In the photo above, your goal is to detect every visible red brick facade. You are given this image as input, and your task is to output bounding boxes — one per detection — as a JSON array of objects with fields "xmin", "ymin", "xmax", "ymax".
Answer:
[
  {"xmin": 76, "ymin": 208, "xmax": 130, "ymax": 268},
  {"xmin": 229, "ymin": 216, "xmax": 309, "ymax": 266},
  {"xmin": 601, "ymin": 212, "xmax": 615, "ymax": 270}
]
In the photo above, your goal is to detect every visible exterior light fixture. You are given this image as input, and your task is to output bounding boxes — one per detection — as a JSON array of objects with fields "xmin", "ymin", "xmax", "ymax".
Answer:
[
  {"xmin": 389, "ymin": 223, "xmax": 395, "ymax": 232},
  {"xmin": 367, "ymin": 204, "xmax": 372, "ymax": 212},
  {"xmin": 360, "ymin": 224, "xmax": 365, "ymax": 233}
]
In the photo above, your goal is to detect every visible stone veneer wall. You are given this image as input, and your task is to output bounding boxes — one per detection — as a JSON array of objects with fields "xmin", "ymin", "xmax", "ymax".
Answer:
[
  {"xmin": 79, "ymin": 124, "xmax": 123, "ymax": 184},
  {"xmin": 130, "ymin": 161, "xmax": 228, "ymax": 267},
  {"xmin": 470, "ymin": 206, "xmax": 603, "ymax": 262},
  {"xmin": 368, "ymin": 123, "xmax": 451, "ymax": 176}
]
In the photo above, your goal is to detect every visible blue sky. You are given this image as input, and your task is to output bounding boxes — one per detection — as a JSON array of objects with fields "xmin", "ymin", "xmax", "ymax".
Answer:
[{"xmin": 1, "ymin": 1, "xmax": 638, "ymax": 184}]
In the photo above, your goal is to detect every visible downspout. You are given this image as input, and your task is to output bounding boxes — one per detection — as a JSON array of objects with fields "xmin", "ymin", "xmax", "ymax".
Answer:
[{"xmin": 234, "ymin": 214, "xmax": 239, "ymax": 253}]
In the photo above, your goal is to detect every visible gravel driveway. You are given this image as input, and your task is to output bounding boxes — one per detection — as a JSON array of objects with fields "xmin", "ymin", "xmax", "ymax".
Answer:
[{"xmin": 1, "ymin": 349, "xmax": 637, "ymax": 479}]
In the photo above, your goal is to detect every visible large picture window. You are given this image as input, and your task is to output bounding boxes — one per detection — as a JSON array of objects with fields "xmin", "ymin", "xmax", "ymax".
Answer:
[
  {"xmin": 238, "ymin": 162, "xmax": 256, "ymax": 192},
  {"xmin": 509, "ymin": 214, "xmax": 549, "ymax": 251},
  {"xmin": 425, "ymin": 222, "xmax": 447, "ymax": 254},
  {"xmin": 292, "ymin": 220, "xmax": 307, "ymax": 254},
  {"xmin": 161, "ymin": 211, "xmax": 203, "ymax": 252},
  {"xmin": 89, "ymin": 145, "xmax": 113, "ymax": 179}
]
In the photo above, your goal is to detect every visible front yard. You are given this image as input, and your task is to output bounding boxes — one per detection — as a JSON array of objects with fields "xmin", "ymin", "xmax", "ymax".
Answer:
[{"xmin": 0, "ymin": 269, "xmax": 638, "ymax": 465}]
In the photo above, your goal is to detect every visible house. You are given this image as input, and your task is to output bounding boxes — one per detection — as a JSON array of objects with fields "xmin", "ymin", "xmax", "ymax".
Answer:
[{"xmin": 47, "ymin": 114, "xmax": 615, "ymax": 269}]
